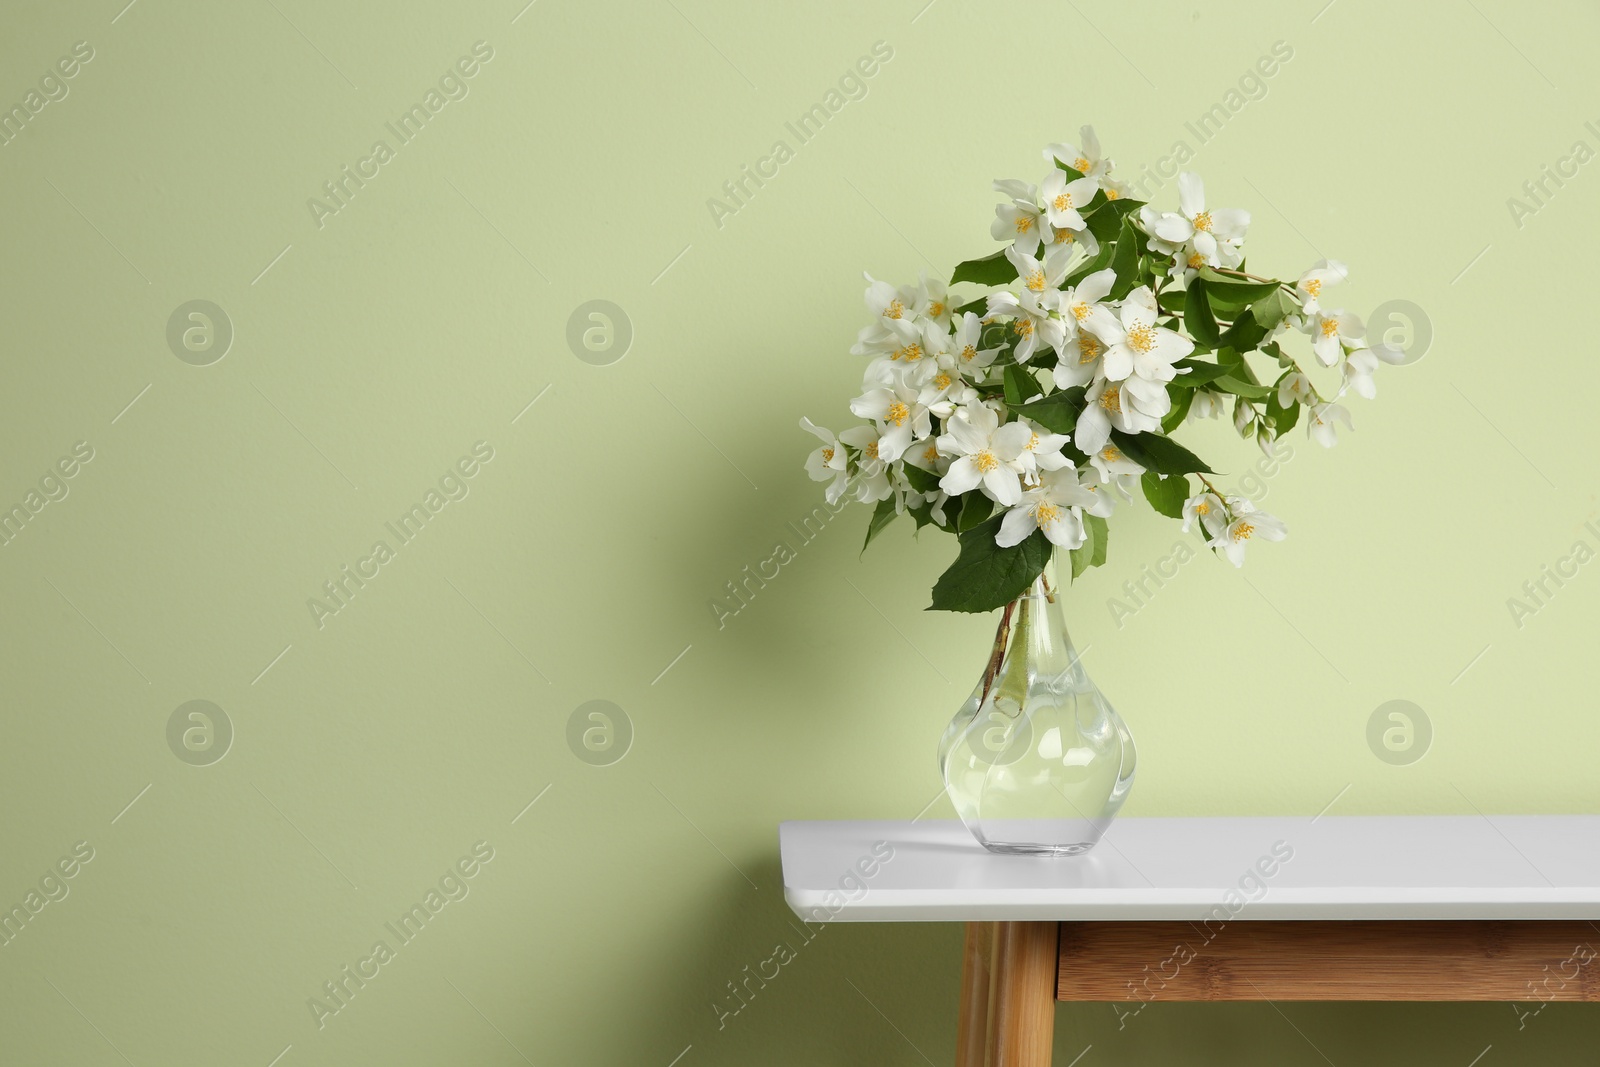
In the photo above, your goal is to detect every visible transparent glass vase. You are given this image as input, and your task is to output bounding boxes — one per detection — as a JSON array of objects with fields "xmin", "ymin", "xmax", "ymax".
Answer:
[{"xmin": 938, "ymin": 562, "xmax": 1136, "ymax": 855}]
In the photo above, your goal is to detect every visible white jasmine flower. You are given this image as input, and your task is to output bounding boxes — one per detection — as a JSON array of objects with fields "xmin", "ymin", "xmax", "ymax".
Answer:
[
  {"xmin": 1014, "ymin": 417, "xmax": 1075, "ymax": 482},
  {"xmin": 1344, "ymin": 346, "xmax": 1379, "ymax": 399},
  {"xmin": 1085, "ymin": 286, "xmax": 1193, "ymax": 384},
  {"xmin": 991, "ymin": 180, "xmax": 1045, "ymax": 255},
  {"xmin": 1307, "ymin": 309, "xmax": 1365, "ymax": 366},
  {"xmin": 1307, "ymin": 401, "xmax": 1353, "ymax": 448},
  {"xmin": 1212, "ymin": 497, "xmax": 1287, "ymax": 567},
  {"xmin": 801, "ymin": 418, "xmax": 850, "ymax": 505},
  {"xmin": 1187, "ymin": 389, "xmax": 1224, "ymax": 422},
  {"xmin": 1043, "ymin": 127, "xmax": 1111, "ymax": 180},
  {"xmin": 1075, "ymin": 376, "xmax": 1165, "ymax": 453},
  {"xmin": 1054, "ymin": 329, "xmax": 1109, "ymax": 389},
  {"xmin": 916, "ymin": 273, "xmax": 959, "ymax": 327},
  {"xmin": 1005, "ymin": 245, "xmax": 1071, "ymax": 302},
  {"xmin": 1295, "ymin": 259, "xmax": 1347, "ymax": 317},
  {"xmin": 1234, "ymin": 398, "xmax": 1259, "ymax": 436},
  {"xmin": 985, "ymin": 287, "xmax": 1065, "ymax": 363},
  {"xmin": 1045, "ymin": 221, "xmax": 1100, "ymax": 264},
  {"xmin": 1087, "ymin": 439, "xmax": 1144, "ymax": 484},
  {"xmin": 839, "ymin": 425, "xmax": 893, "ymax": 501},
  {"xmin": 1277, "ymin": 370, "xmax": 1316, "ymax": 407},
  {"xmin": 1078, "ymin": 455, "xmax": 1137, "ymax": 504},
  {"xmin": 935, "ymin": 405, "xmax": 1033, "ymax": 506},
  {"xmin": 863, "ymin": 273, "xmax": 918, "ymax": 323},
  {"xmin": 1150, "ymin": 173, "xmax": 1249, "ymax": 268},
  {"xmin": 849, "ymin": 382, "xmax": 931, "ymax": 463},
  {"xmin": 949, "ymin": 312, "xmax": 1001, "ymax": 373},
  {"xmin": 1057, "ymin": 268, "xmax": 1117, "ymax": 341},
  {"xmin": 996, "ymin": 468, "xmax": 1100, "ymax": 548},
  {"xmin": 1039, "ymin": 169, "xmax": 1100, "ymax": 232},
  {"xmin": 1182, "ymin": 490, "xmax": 1227, "ymax": 539}
]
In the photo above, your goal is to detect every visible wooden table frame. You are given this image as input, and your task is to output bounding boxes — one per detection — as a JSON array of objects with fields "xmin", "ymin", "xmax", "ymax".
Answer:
[{"xmin": 957, "ymin": 919, "xmax": 1600, "ymax": 1067}]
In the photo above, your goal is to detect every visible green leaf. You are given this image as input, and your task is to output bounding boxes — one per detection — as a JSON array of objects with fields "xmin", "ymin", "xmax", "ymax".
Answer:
[
  {"xmin": 1003, "ymin": 363, "xmax": 1043, "ymax": 405},
  {"xmin": 862, "ymin": 496, "xmax": 897, "ymax": 553},
  {"xmin": 954, "ymin": 297, "xmax": 987, "ymax": 318},
  {"xmin": 956, "ymin": 492, "xmax": 994, "ymax": 532},
  {"xmin": 1109, "ymin": 217, "xmax": 1142, "ymax": 299},
  {"xmin": 1169, "ymin": 359, "xmax": 1230, "ymax": 388},
  {"xmin": 1141, "ymin": 472, "xmax": 1190, "ymax": 519},
  {"xmin": 1157, "ymin": 289, "xmax": 1188, "ymax": 315},
  {"xmin": 1219, "ymin": 312, "xmax": 1268, "ymax": 354},
  {"xmin": 1084, "ymin": 196, "xmax": 1144, "ymax": 243},
  {"xmin": 1266, "ymin": 377, "xmax": 1300, "ymax": 435},
  {"xmin": 1250, "ymin": 289, "xmax": 1298, "ymax": 333},
  {"xmin": 1112, "ymin": 430, "xmax": 1214, "ymax": 475},
  {"xmin": 1014, "ymin": 388, "xmax": 1085, "ymax": 435},
  {"xmin": 1088, "ymin": 513, "xmax": 1108, "ymax": 567},
  {"xmin": 1275, "ymin": 399, "xmax": 1301, "ymax": 435},
  {"xmin": 929, "ymin": 515, "xmax": 1052, "ymax": 613},
  {"xmin": 1183, "ymin": 279, "xmax": 1220, "ymax": 348},
  {"xmin": 902, "ymin": 463, "xmax": 941, "ymax": 495},
  {"xmin": 951, "ymin": 250, "xmax": 1016, "ymax": 287},
  {"xmin": 1213, "ymin": 375, "xmax": 1274, "ymax": 400},
  {"xmin": 1069, "ymin": 513, "xmax": 1110, "ymax": 578},
  {"xmin": 1196, "ymin": 267, "xmax": 1281, "ymax": 304},
  {"xmin": 1069, "ymin": 514, "xmax": 1097, "ymax": 578},
  {"xmin": 1161, "ymin": 386, "xmax": 1194, "ymax": 433}
]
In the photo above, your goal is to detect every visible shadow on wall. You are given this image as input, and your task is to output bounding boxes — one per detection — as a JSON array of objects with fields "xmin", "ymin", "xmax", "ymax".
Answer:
[{"xmin": 615, "ymin": 853, "xmax": 964, "ymax": 1066}]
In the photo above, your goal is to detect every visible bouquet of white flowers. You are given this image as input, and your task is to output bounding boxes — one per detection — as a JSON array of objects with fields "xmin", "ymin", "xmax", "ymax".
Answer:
[{"xmin": 803, "ymin": 127, "xmax": 1394, "ymax": 613}]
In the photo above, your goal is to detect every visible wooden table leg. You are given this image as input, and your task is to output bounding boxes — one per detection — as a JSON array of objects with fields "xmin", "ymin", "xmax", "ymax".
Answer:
[
  {"xmin": 956, "ymin": 922, "xmax": 995, "ymax": 1067},
  {"xmin": 957, "ymin": 921, "xmax": 1058, "ymax": 1067}
]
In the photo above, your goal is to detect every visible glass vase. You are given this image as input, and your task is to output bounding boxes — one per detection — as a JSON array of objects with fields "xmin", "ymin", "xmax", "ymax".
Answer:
[{"xmin": 938, "ymin": 561, "xmax": 1136, "ymax": 856}]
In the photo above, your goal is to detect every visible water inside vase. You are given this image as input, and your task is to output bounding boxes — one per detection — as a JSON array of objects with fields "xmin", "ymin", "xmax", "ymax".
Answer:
[{"xmin": 938, "ymin": 567, "xmax": 1136, "ymax": 856}]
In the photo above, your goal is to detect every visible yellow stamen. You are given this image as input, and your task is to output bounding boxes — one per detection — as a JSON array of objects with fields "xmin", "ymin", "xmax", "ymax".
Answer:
[
  {"xmin": 895, "ymin": 342, "xmax": 923, "ymax": 362},
  {"xmin": 1034, "ymin": 501, "xmax": 1061, "ymax": 525},
  {"xmin": 1195, "ymin": 500, "xmax": 1209, "ymax": 514},
  {"xmin": 923, "ymin": 445, "xmax": 938, "ymax": 464},
  {"xmin": 1099, "ymin": 446, "xmax": 1120, "ymax": 462},
  {"xmin": 887, "ymin": 401, "xmax": 909, "ymax": 426},
  {"xmin": 1073, "ymin": 157, "xmax": 1091, "ymax": 173},
  {"xmin": 1025, "ymin": 269, "xmax": 1046, "ymax": 292},
  {"xmin": 929, "ymin": 301, "xmax": 946, "ymax": 317},
  {"xmin": 821, "ymin": 447, "xmax": 834, "ymax": 464},
  {"xmin": 1187, "ymin": 252, "xmax": 1205, "ymax": 269},
  {"xmin": 1053, "ymin": 227, "xmax": 1076, "ymax": 244},
  {"xmin": 1304, "ymin": 278, "xmax": 1322, "ymax": 297},
  {"xmin": 1320, "ymin": 318, "xmax": 1340, "ymax": 338},
  {"xmin": 1099, "ymin": 387, "xmax": 1121, "ymax": 413},
  {"xmin": 1015, "ymin": 215, "xmax": 1034, "ymax": 234},
  {"xmin": 1077, "ymin": 334, "xmax": 1101, "ymax": 364},
  {"xmin": 863, "ymin": 441, "xmax": 879, "ymax": 459},
  {"xmin": 961, "ymin": 344, "xmax": 978, "ymax": 362},
  {"xmin": 1014, "ymin": 319, "xmax": 1034, "ymax": 338},
  {"xmin": 885, "ymin": 299, "xmax": 904, "ymax": 319},
  {"xmin": 934, "ymin": 372, "xmax": 952, "ymax": 390},
  {"xmin": 1053, "ymin": 193, "xmax": 1074, "ymax": 211},
  {"xmin": 1105, "ymin": 188, "xmax": 1120, "ymax": 200},
  {"xmin": 1070, "ymin": 301, "xmax": 1091, "ymax": 322},
  {"xmin": 1232, "ymin": 522, "xmax": 1254, "ymax": 542},
  {"xmin": 1126, "ymin": 323, "xmax": 1156, "ymax": 354},
  {"xmin": 1026, "ymin": 432, "xmax": 1040, "ymax": 452},
  {"xmin": 1193, "ymin": 211, "xmax": 1213, "ymax": 232},
  {"xmin": 974, "ymin": 451, "xmax": 999, "ymax": 473}
]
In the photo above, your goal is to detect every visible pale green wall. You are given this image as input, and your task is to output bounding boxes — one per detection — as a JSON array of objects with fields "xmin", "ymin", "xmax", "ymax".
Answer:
[{"xmin": 2, "ymin": 0, "xmax": 1597, "ymax": 1063}]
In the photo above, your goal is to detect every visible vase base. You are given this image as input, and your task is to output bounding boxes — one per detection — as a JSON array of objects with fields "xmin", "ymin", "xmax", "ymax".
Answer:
[{"xmin": 978, "ymin": 840, "xmax": 1097, "ymax": 857}]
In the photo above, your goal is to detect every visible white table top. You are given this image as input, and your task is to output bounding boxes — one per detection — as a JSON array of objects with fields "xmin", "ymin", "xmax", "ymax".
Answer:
[{"xmin": 780, "ymin": 816, "xmax": 1600, "ymax": 922}]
